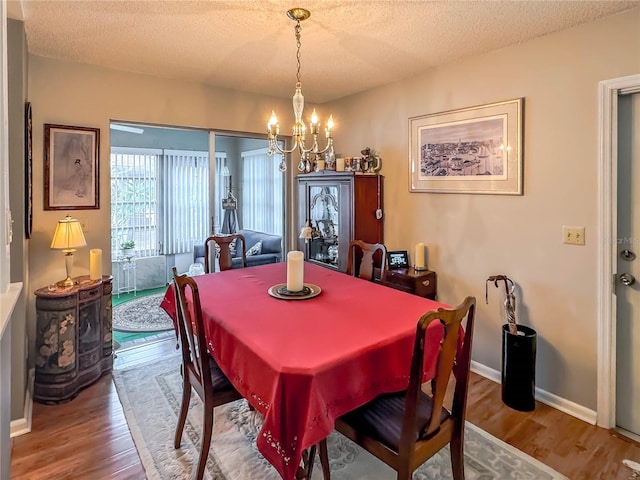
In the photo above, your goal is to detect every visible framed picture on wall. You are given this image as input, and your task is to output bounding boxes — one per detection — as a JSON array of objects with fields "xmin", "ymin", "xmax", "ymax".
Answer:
[
  {"xmin": 409, "ymin": 98, "xmax": 523, "ymax": 195},
  {"xmin": 25, "ymin": 102, "xmax": 33, "ymax": 238},
  {"xmin": 44, "ymin": 123, "xmax": 100, "ymax": 210}
]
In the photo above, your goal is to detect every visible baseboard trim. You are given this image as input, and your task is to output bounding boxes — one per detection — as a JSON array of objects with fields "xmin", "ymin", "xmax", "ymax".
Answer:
[
  {"xmin": 470, "ymin": 361, "xmax": 597, "ymax": 425},
  {"xmin": 10, "ymin": 368, "xmax": 34, "ymax": 438}
]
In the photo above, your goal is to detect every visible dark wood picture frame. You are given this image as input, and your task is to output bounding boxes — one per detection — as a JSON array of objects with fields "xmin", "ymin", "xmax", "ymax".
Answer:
[
  {"xmin": 44, "ymin": 123, "xmax": 100, "ymax": 210},
  {"xmin": 25, "ymin": 102, "xmax": 33, "ymax": 237},
  {"xmin": 388, "ymin": 250, "xmax": 409, "ymax": 269}
]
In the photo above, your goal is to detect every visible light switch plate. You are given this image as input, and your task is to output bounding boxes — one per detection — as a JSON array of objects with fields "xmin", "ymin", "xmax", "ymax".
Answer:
[{"xmin": 562, "ymin": 226, "xmax": 585, "ymax": 245}]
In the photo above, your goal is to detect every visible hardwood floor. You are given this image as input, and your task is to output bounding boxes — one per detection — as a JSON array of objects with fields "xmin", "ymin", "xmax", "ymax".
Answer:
[{"xmin": 10, "ymin": 337, "xmax": 640, "ymax": 479}]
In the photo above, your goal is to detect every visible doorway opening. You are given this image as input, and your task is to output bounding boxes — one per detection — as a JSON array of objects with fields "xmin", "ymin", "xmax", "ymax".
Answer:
[
  {"xmin": 596, "ymin": 74, "xmax": 640, "ymax": 441},
  {"xmin": 109, "ymin": 122, "xmax": 287, "ymax": 349}
]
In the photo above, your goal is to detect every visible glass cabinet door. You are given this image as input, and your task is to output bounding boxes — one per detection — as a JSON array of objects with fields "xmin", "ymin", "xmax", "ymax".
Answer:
[{"xmin": 308, "ymin": 184, "xmax": 340, "ymax": 268}]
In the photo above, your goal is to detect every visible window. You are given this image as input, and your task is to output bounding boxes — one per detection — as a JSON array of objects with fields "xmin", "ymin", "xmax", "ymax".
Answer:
[
  {"xmin": 111, "ymin": 147, "xmax": 160, "ymax": 257},
  {"xmin": 110, "ymin": 147, "xmax": 210, "ymax": 257},
  {"xmin": 241, "ymin": 148, "xmax": 284, "ymax": 235},
  {"xmin": 162, "ymin": 149, "xmax": 210, "ymax": 254}
]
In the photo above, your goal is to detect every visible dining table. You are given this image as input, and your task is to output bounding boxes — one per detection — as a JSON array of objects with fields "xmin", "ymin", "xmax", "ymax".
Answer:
[{"xmin": 160, "ymin": 261, "xmax": 449, "ymax": 480}]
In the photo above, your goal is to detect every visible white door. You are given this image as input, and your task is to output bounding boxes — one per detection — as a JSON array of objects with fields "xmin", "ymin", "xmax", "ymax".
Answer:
[{"xmin": 615, "ymin": 92, "xmax": 640, "ymax": 438}]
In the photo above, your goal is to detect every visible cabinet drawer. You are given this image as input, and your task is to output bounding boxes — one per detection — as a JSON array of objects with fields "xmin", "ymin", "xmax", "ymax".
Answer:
[
  {"xmin": 385, "ymin": 271, "xmax": 414, "ymax": 290},
  {"xmin": 384, "ymin": 269, "xmax": 437, "ymax": 300},
  {"xmin": 414, "ymin": 272, "xmax": 437, "ymax": 298}
]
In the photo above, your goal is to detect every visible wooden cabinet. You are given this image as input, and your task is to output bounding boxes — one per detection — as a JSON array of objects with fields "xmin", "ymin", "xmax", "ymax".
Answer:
[
  {"xmin": 34, "ymin": 275, "xmax": 113, "ymax": 403},
  {"xmin": 297, "ymin": 172, "xmax": 383, "ymax": 272},
  {"xmin": 383, "ymin": 268, "xmax": 437, "ymax": 300}
]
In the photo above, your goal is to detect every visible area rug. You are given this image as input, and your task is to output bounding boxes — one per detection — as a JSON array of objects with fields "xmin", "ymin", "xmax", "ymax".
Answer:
[
  {"xmin": 112, "ymin": 293, "xmax": 174, "ymax": 332},
  {"xmin": 113, "ymin": 355, "xmax": 568, "ymax": 480}
]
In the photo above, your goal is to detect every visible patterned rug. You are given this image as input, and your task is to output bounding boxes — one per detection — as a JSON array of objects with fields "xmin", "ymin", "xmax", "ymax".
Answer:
[
  {"xmin": 113, "ymin": 354, "xmax": 568, "ymax": 480},
  {"xmin": 112, "ymin": 293, "xmax": 174, "ymax": 332}
]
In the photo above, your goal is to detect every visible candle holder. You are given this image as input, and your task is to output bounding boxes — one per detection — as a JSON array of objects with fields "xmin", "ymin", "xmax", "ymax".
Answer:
[{"xmin": 268, "ymin": 283, "xmax": 321, "ymax": 300}]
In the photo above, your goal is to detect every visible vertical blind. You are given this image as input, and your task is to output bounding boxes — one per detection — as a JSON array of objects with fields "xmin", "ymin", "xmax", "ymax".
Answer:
[
  {"xmin": 111, "ymin": 147, "xmax": 161, "ymax": 258},
  {"xmin": 162, "ymin": 149, "xmax": 210, "ymax": 254},
  {"xmin": 241, "ymin": 148, "xmax": 283, "ymax": 235},
  {"xmin": 111, "ymin": 147, "xmax": 210, "ymax": 257}
]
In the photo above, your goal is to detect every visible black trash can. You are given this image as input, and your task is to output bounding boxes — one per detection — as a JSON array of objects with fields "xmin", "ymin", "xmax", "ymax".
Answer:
[{"xmin": 501, "ymin": 324, "xmax": 536, "ymax": 411}]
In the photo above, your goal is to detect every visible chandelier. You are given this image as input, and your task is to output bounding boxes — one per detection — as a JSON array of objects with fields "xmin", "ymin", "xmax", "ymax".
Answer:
[{"xmin": 267, "ymin": 8, "xmax": 334, "ymax": 173}]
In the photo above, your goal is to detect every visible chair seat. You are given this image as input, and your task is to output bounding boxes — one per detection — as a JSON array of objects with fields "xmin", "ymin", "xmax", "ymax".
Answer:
[
  {"xmin": 339, "ymin": 390, "xmax": 450, "ymax": 451},
  {"xmin": 208, "ymin": 355, "xmax": 236, "ymax": 392}
]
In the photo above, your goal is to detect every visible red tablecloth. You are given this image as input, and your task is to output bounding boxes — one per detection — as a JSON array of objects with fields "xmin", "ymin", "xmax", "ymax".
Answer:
[{"xmin": 160, "ymin": 262, "xmax": 449, "ymax": 480}]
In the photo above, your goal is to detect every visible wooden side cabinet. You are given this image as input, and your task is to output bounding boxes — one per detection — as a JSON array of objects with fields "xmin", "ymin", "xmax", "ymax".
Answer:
[
  {"xmin": 34, "ymin": 275, "xmax": 113, "ymax": 403},
  {"xmin": 384, "ymin": 268, "xmax": 437, "ymax": 300}
]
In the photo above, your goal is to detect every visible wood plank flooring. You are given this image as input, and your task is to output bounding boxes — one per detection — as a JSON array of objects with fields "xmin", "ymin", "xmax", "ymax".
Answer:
[{"xmin": 10, "ymin": 337, "xmax": 640, "ymax": 479}]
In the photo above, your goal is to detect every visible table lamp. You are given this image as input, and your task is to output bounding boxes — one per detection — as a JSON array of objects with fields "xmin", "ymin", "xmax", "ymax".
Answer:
[{"xmin": 50, "ymin": 215, "xmax": 87, "ymax": 286}]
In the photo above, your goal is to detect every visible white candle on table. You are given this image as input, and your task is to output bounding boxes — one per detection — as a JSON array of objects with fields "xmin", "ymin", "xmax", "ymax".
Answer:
[
  {"xmin": 90, "ymin": 248, "xmax": 102, "ymax": 280},
  {"xmin": 415, "ymin": 243, "xmax": 425, "ymax": 269},
  {"xmin": 286, "ymin": 251, "xmax": 304, "ymax": 292},
  {"xmin": 336, "ymin": 157, "xmax": 345, "ymax": 171}
]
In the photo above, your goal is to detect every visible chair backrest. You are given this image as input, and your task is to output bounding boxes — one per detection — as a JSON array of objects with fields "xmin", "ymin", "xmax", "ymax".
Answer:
[
  {"xmin": 346, "ymin": 239, "xmax": 388, "ymax": 282},
  {"xmin": 204, "ymin": 234, "xmax": 247, "ymax": 272},
  {"xmin": 172, "ymin": 267, "xmax": 212, "ymax": 394},
  {"xmin": 403, "ymin": 296, "xmax": 476, "ymax": 446}
]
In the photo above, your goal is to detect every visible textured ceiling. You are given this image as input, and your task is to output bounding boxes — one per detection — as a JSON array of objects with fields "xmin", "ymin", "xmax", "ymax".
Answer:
[{"xmin": 8, "ymin": 0, "xmax": 640, "ymax": 103}]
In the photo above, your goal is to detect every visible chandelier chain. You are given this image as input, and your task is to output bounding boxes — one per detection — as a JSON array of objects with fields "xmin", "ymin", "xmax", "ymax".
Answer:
[{"xmin": 295, "ymin": 19, "xmax": 302, "ymax": 85}]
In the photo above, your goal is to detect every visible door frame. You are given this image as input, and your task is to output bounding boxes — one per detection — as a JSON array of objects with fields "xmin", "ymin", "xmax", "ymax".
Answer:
[{"xmin": 597, "ymin": 73, "xmax": 640, "ymax": 428}]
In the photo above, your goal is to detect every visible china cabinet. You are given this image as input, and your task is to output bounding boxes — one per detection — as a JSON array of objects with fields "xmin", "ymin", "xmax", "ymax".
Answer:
[
  {"xmin": 34, "ymin": 275, "xmax": 113, "ymax": 403},
  {"xmin": 297, "ymin": 171, "xmax": 383, "ymax": 272}
]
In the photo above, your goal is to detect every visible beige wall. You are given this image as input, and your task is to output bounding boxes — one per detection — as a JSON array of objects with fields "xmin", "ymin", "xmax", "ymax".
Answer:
[
  {"xmin": 19, "ymin": 7, "xmax": 640, "ymax": 420},
  {"xmin": 26, "ymin": 57, "xmax": 294, "ymax": 390},
  {"xmin": 328, "ymin": 8, "xmax": 640, "ymax": 410}
]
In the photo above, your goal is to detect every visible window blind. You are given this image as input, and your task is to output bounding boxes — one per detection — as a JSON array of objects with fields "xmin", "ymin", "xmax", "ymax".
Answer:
[{"xmin": 162, "ymin": 149, "xmax": 210, "ymax": 255}]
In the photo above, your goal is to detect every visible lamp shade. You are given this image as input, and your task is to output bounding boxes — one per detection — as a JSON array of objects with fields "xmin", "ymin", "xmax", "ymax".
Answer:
[{"xmin": 50, "ymin": 215, "xmax": 87, "ymax": 251}]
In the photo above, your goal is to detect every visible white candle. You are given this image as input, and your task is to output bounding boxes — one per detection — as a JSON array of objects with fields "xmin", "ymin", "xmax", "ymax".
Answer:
[
  {"xmin": 316, "ymin": 159, "xmax": 325, "ymax": 171},
  {"xmin": 286, "ymin": 251, "xmax": 304, "ymax": 292},
  {"xmin": 415, "ymin": 243, "xmax": 425, "ymax": 269},
  {"xmin": 336, "ymin": 157, "xmax": 345, "ymax": 171},
  {"xmin": 89, "ymin": 248, "xmax": 102, "ymax": 280}
]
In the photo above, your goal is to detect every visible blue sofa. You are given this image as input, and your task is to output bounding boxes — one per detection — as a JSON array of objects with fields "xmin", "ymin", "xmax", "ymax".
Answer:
[{"xmin": 193, "ymin": 229, "xmax": 283, "ymax": 269}]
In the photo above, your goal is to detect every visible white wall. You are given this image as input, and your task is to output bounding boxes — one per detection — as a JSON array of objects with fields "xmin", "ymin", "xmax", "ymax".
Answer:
[{"xmin": 328, "ymin": 8, "xmax": 640, "ymax": 411}]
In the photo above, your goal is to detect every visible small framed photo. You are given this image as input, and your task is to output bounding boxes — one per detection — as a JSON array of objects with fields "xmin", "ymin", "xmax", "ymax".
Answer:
[
  {"xmin": 44, "ymin": 123, "xmax": 100, "ymax": 210},
  {"xmin": 388, "ymin": 250, "xmax": 409, "ymax": 269}
]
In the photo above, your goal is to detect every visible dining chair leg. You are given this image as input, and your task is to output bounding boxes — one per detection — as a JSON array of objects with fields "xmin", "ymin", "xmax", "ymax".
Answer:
[
  {"xmin": 319, "ymin": 439, "xmax": 331, "ymax": 480},
  {"xmin": 295, "ymin": 444, "xmax": 317, "ymax": 479},
  {"xmin": 396, "ymin": 464, "xmax": 412, "ymax": 480},
  {"xmin": 174, "ymin": 380, "xmax": 192, "ymax": 448},
  {"xmin": 196, "ymin": 409, "xmax": 214, "ymax": 480},
  {"xmin": 450, "ymin": 434, "xmax": 465, "ymax": 480}
]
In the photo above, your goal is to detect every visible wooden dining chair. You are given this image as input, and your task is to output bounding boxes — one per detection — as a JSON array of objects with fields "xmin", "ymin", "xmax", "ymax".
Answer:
[
  {"xmin": 204, "ymin": 233, "xmax": 247, "ymax": 272},
  {"xmin": 346, "ymin": 239, "xmax": 388, "ymax": 283},
  {"xmin": 172, "ymin": 267, "xmax": 243, "ymax": 480},
  {"xmin": 333, "ymin": 296, "xmax": 476, "ymax": 480}
]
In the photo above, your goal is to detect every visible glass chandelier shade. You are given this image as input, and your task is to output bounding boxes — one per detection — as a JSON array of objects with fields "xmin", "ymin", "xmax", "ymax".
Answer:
[{"xmin": 267, "ymin": 8, "xmax": 335, "ymax": 173}]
